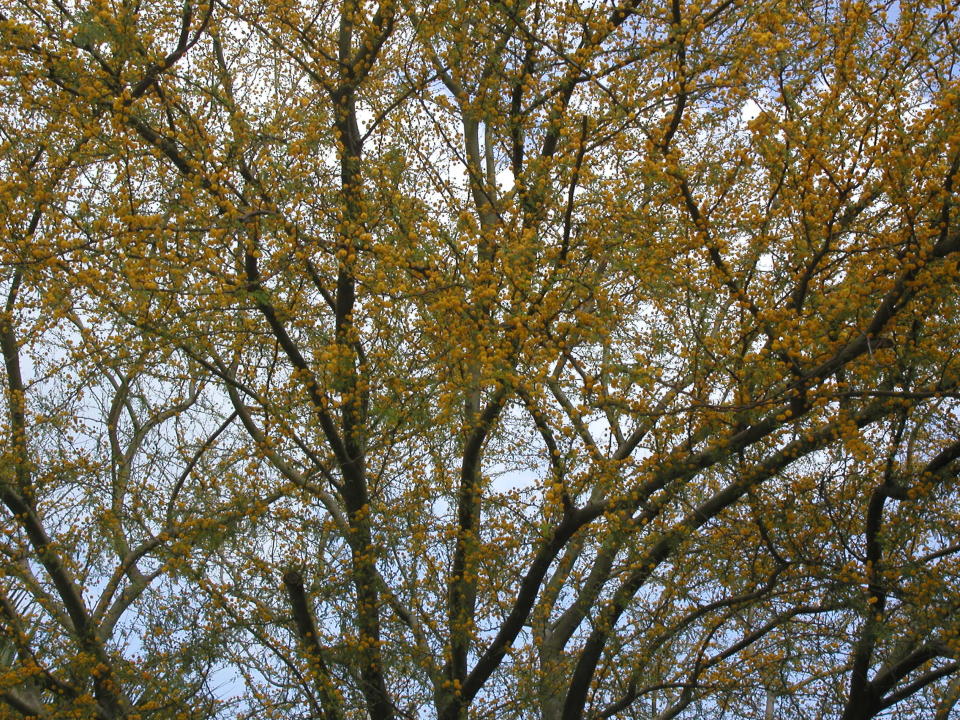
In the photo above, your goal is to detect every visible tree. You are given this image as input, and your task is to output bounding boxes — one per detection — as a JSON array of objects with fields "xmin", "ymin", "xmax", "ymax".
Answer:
[{"xmin": 2, "ymin": 0, "xmax": 960, "ymax": 718}]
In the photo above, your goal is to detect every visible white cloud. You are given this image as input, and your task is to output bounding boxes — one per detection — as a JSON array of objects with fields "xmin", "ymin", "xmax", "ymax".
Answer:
[{"xmin": 740, "ymin": 98, "xmax": 762, "ymax": 123}]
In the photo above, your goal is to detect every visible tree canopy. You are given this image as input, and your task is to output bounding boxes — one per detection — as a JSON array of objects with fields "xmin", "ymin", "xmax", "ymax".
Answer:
[{"xmin": 2, "ymin": 0, "xmax": 960, "ymax": 718}]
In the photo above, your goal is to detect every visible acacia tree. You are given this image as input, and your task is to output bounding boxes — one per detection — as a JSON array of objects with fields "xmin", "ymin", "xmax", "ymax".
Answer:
[{"xmin": 2, "ymin": 0, "xmax": 960, "ymax": 718}]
